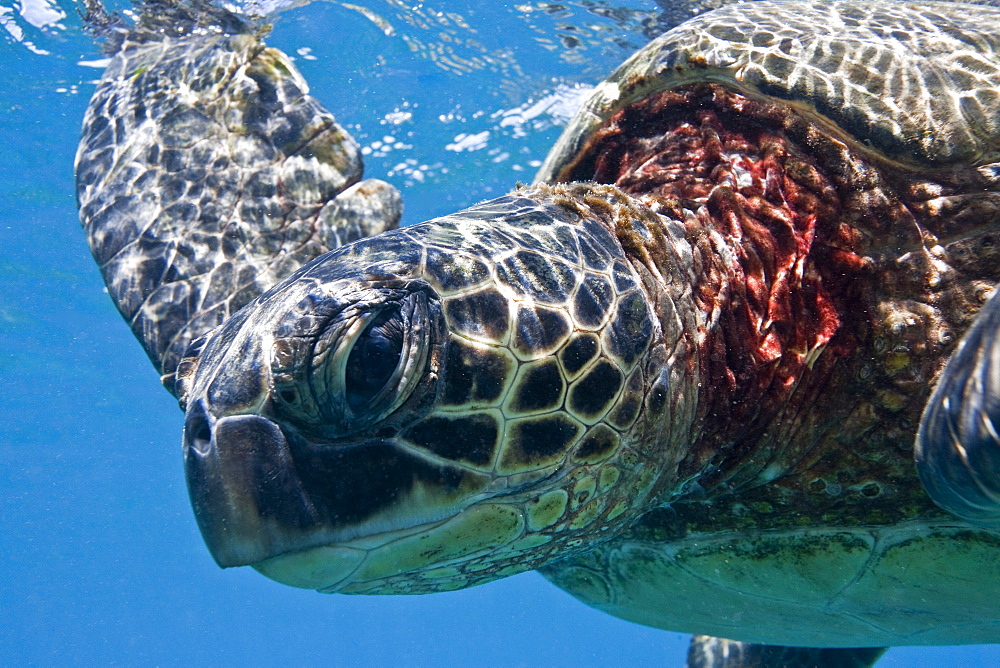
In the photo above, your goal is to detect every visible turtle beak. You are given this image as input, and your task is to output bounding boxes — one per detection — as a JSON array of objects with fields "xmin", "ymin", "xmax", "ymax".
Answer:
[{"xmin": 183, "ymin": 399, "xmax": 319, "ymax": 568}]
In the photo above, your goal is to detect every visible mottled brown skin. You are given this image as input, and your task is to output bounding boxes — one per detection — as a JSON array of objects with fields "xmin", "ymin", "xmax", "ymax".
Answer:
[{"xmin": 553, "ymin": 81, "xmax": 1000, "ymax": 537}]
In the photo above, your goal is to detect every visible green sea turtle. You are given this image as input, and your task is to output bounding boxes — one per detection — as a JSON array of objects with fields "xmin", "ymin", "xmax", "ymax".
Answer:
[{"xmin": 76, "ymin": 0, "xmax": 1000, "ymax": 664}]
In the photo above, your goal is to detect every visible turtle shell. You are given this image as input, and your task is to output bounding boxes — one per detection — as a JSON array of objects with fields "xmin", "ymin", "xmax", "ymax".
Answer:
[{"xmin": 536, "ymin": 0, "xmax": 1000, "ymax": 182}]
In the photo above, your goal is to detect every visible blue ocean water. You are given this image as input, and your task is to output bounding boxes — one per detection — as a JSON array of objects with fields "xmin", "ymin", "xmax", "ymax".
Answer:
[{"xmin": 2, "ymin": 0, "xmax": 998, "ymax": 664}]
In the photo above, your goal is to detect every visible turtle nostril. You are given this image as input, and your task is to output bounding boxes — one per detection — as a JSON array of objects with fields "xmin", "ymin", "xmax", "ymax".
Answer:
[{"xmin": 184, "ymin": 400, "xmax": 213, "ymax": 456}]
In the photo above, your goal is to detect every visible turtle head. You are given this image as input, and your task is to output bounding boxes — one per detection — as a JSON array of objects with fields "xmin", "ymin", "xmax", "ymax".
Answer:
[{"xmin": 181, "ymin": 184, "xmax": 683, "ymax": 594}]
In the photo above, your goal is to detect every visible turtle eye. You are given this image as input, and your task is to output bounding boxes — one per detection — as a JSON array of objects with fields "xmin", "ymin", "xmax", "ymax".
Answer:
[
  {"xmin": 292, "ymin": 289, "xmax": 432, "ymax": 434},
  {"xmin": 344, "ymin": 308, "xmax": 405, "ymax": 410}
]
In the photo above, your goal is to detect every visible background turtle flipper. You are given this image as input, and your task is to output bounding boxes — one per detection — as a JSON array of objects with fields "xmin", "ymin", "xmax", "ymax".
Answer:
[
  {"xmin": 686, "ymin": 635, "xmax": 886, "ymax": 668},
  {"xmin": 916, "ymin": 286, "xmax": 1000, "ymax": 528},
  {"xmin": 75, "ymin": 0, "xmax": 401, "ymax": 398}
]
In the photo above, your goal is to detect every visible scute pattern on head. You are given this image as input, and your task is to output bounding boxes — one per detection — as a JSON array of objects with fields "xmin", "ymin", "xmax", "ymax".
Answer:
[
  {"xmin": 344, "ymin": 182, "xmax": 690, "ymax": 591},
  {"xmin": 173, "ymin": 180, "xmax": 701, "ymax": 594},
  {"xmin": 357, "ymin": 187, "xmax": 669, "ymax": 497},
  {"xmin": 385, "ymin": 185, "xmax": 668, "ymax": 485}
]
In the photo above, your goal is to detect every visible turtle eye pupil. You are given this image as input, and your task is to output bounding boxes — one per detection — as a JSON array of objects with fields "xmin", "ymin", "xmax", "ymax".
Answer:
[{"xmin": 345, "ymin": 309, "xmax": 405, "ymax": 410}]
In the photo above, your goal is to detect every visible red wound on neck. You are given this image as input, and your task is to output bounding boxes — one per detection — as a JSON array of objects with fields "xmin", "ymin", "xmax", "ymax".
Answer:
[{"xmin": 561, "ymin": 83, "xmax": 879, "ymax": 480}]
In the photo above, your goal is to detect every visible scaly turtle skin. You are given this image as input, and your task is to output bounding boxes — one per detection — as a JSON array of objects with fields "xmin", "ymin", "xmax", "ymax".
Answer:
[
  {"xmin": 76, "ymin": 0, "xmax": 1000, "ymax": 662},
  {"xmin": 76, "ymin": 0, "xmax": 401, "ymax": 390}
]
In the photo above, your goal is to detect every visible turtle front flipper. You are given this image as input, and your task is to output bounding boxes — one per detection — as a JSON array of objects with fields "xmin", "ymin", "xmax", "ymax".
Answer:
[
  {"xmin": 686, "ymin": 635, "xmax": 886, "ymax": 668},
  {"xmin": 916, "ymin": 287, "xmax": 1000, "ymax": 528},
  {"xmin": 75, "ymin": 0, "xmax": 401, "ymax": 399}
]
